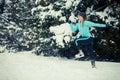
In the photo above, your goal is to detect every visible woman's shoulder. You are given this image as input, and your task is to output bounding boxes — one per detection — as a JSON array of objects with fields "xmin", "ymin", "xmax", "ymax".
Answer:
[
  {"xmin": 84, "ymin": 20, "xmax": 92, "ymax": 23},
  {"xmin": 84, "ymin": 20, "xmax": 93, "ymax": 25},
  {"xmin": 76, "ymin": 22, "xmax": 80, "ymax": 25}
]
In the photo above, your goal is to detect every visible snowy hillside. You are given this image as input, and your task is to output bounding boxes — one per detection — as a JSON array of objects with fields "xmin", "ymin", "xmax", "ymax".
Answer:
[{"xmin": 0, "ymin": 52, "xmax": 120, "ymax": 80}]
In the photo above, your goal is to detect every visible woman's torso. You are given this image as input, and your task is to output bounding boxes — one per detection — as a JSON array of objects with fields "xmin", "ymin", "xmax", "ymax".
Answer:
[{"xmin": 76, "ymin": 21, "xmax": 91, "ymax": 37}]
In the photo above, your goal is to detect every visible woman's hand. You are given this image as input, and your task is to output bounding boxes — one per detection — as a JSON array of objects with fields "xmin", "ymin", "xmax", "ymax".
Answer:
[
  {"xmin": 68, "ymin": 20, "xmax": 72, "ymax": 24},
  {"xmin": 106, "ymin": 24, "xmax": 109, "ymax": 27}
]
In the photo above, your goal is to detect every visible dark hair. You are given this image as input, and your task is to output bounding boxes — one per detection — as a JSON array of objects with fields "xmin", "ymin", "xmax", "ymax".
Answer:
[
  {"xmin": 75, "ymin": 10, "xmax": 86, "ymax": 19},
  {"xmin": 75, "ymin": 10, "xmax": 86, "ymax": 27}
]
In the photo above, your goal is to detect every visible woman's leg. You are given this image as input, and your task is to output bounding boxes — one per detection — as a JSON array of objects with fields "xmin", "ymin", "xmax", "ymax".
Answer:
[
  {"xmin": 74, "ymin": 38, "xmax": 84, "ymax": 58},
  {"xmin": 75, "ymin": 37, "xmax": 96, "ymax": 68},
  {"xmin": 86, "ymin": 44, "xmax": 96, "ymax": 68},
  {"xmin": 86, "ymin": 38, "xmax": 96, "ymax": 68}
]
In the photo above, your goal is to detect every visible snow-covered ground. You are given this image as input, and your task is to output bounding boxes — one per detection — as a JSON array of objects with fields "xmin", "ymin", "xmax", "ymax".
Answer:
[{"xmin": 0, "ymin": 52, "xmax": 120, "ymax": 80}]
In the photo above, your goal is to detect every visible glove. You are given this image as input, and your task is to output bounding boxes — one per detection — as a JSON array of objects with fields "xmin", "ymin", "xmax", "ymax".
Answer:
[
  {"xmin": 72, "ymin": 30, "xmax": 79, "ymax": 36},
  {"xmin": 72, "ymin": 32, "xmax": 76, "ymax": 36},
  {"xmin": 106, "ymin": 24, "xmax": 109, "ymax": 27},
  {"xmin": 68, "ymin": 20, "xmax": 72, "ymax": 24},
  {"xmin": 105, "ymin": 24, "xmax": 110, "ymax": 33}
]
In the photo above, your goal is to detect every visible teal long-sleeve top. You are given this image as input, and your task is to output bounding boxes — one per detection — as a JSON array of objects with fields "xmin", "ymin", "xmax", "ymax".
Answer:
[{"xmin": 69, "ymin": 20, "xmax": 106, "ymax": 39}]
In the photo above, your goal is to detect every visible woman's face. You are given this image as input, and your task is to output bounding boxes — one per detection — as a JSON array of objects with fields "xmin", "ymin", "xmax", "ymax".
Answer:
[{"xmin": 78, "ymin": 15, "xmax": 84, "ymax": 21}]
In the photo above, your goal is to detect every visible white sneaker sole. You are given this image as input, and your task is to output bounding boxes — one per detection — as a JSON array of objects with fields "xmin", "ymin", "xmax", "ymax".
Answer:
[{"xmin": 75, "ymin": 54, "xmax": 84, "ymax": 59}]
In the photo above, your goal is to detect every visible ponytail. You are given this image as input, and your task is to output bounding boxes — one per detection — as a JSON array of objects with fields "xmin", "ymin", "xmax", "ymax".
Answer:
[
  {"xmin": 82, "ymin": 21, "xmax": 84, "ymax": 27},
  {"xmin": 82, "ymin": 14, "xmax": 87, "ymax": 27}
]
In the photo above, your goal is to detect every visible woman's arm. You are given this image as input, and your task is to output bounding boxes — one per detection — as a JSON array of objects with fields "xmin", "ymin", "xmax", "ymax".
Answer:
[
  {"xmin": 86, "ymin": 21, "xmax": 107, "ymax": 28},
  {"xmin": 68, "ymin": 21, "xmax": 78, "ymax": 32}
]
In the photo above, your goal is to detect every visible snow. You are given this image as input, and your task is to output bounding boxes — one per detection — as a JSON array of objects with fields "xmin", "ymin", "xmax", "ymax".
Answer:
[
  {"xmin": 6, "ymin": 24, "xmax": 22, "ymax": 31},
  {"xmin": 65, "ymin": 0, "xmax": 73, "ymax": 9},
  {"xmin": 96, "ymin": 11, "xmax": 118, "ymax": 24},
  {"xmin": 0, "ymin": 52, "xmax": 120, "ymax": 80},
  {"xmin": 50, "ymin": 23, "xmax": 72, "ymax": 47},
  {"xmin": 95, "ymin": 7, "xmax": 118, "ymax": 25},
  {"xmin": 65, "ymin": 0, "xmax": 81, "ymax": 9},
  {"xmin": 31, "ymin": 4, "xmax": 53, "ymax": 15},
  {"xmin": 32, "ymin": 0, "xmax": 81, "ymax": 21},
  {"xmin": 109, "ymin": 40, "xmax": 115, "ymax": 44},
  {"xmin": 59, "ymin": 16, "xmax": 66, "ymax": 22},
  {"xmin": 35, "ymin": 0, "xmax": 41, "ymax": 5},
  {"xmin": 86, "ymin": 6, "xmax": 94, "ymax": 15},
  {"xmin": 31, "ymin": 4, "xmax": 62, "ymax": 21},
  {"xmin": 5, "ymin": 0, "xmax": 11, "ymax": 4},
  {"xmin": 0, "ymin": 46, "xmax": 5, "ymax": 52},
  {"xmin": 49, "ymin": 10, "xmax": 62, "ymax": 18},
  {"xmin": 69, "ymin": 13, "xmax": 77, "ymax": 23}
]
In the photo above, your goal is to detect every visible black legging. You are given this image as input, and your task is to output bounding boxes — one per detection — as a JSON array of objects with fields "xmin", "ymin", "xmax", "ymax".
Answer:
[{"xmin": 74, "ymin": 37, "xmax": 95, "ymax": 60}]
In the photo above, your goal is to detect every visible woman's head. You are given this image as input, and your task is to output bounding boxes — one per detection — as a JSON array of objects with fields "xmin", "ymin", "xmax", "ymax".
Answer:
[
  {"xmin": 75, "ymin": 11, "xmax": 86, "ymax": 21},
  {"xmin": 75, "ymin": 11, "xmax": 86, "ymax": 27}
]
